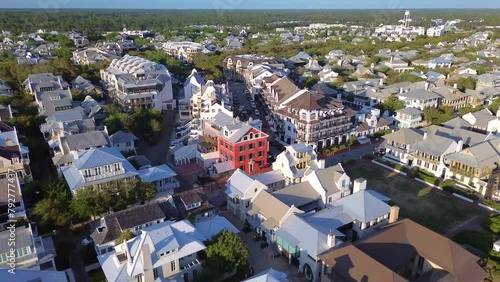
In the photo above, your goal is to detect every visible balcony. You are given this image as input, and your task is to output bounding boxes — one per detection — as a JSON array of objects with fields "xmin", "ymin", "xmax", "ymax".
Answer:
[
  {"xmin": 83, "ymin": 169, "xmax": 124, "ymax": 183},
  {"xmin": 180, "ymin": 259, "xmax": 201, "ymax": 271}
]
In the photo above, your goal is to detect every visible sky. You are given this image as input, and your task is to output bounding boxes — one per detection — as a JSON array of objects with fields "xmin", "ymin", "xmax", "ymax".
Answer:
[{"xmin": 1, "ymin": 0, "xmax": 500, "ymax": 9}]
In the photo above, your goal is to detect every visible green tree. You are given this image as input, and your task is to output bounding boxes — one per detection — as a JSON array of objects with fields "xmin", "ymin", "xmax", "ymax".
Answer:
[
  {"xmin": 482, "ymin": 213, "xmax": 500, "ymax": 234},
  {"xmin": 32, "ymin": 180, "xmax": 74, "ymax": 227},
  {"xmin": 457, "ymin": 105, "xmax": 482, "ymax": 117},
  {"xmin": 489, "ymin": 99, "xmax": 500, "ymax": 114},
  {"xmin": 115, "ymin": 230, "xmax": 136, "ymax": 245},
  {"xmin": 305, "ymin": 77, "xmax": 318, "ymax": 88},
  {"xmin": 205, "ymin": 229, "xmax": 249, "ymax": 273},
  {"xmin": 455, "ymin": 77, "xmax": 477, "ymax": 92},
  {"xmin": 423, "ymin": 106, "xmax": 453, "ymax": 124},
  {"xmin": 71, "ymin": 187, "xmax": 98, "ymax": 220},
  {"xmin": 382, "ymin": 95, "xmax": 404, "ymax": 114}
]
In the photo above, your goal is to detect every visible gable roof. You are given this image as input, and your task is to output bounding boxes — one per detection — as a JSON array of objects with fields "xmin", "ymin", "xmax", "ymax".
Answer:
[
  {"xmin": 110, "ymin": 130, "xmax": 138, "ymax": 144},
  {"xmin": 63, "ymin": 131, "xmax": 110, "ymax": 151},
  {"xmin": 72, "ymin": 147, "xmax": 127, "ymax": 169},
  {"xmin": 226, "ymin": 169, "xmax": 265, "ymax": 198},
  {"xmin": 242, "ymin": 268, "xmax": 287, "ymax": 282},
  {"xmin": 272, "ymin": 181, "xmax": 321, "ymax": 207},
  {"xmin": 319, "ymin": 219, "xmax": 487, "ymax": 282},
  {"xmin": 383, "ymin": 128, "xmax": 424, "ymax": 145},
  {"xmin": 413, "ymin": 133, "xmax": 457, "ymax": 156},
  {"xmin": 91, "ymin": 202, "xmax": 171, "ymax": 245},
  {"xmin": 138, "ymin": 164, "xmax": 177, "ymax": 183}
]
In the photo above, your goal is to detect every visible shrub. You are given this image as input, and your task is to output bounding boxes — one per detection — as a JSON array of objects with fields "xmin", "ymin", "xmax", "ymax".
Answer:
[
  {"xmin": 260, "ymin": 242, "xmax": 269, "ymax": 249},
  {"xmin": 253, "ymin": 235, "xmax": 261, "ymax": 242},
  {"xmin": 482, "ymin": 213, "xmax": 500, "ymax": 234},
  {"xmin": 452, "ymin": 230, "xmax": 496, "ymax": 254},
  {"xmin": 363, "ymin": 154, "xmax": 374, "ymax": 160},
  {"xmin": 484, "ymin": 200, "xmax": 500, "ymax": 211}
]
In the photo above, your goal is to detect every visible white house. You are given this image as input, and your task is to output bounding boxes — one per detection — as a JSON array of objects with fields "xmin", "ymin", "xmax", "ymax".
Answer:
[
  {"xmin": 138, "ymin": 164, "xmax": 180, "ymax": 192},
  {"xmin": 397, "ymin": 88, "xmax": 441, "ymax": 111},
  {"xmin": 394, "ymin": 107, "xmax": 423, "ymax": 128},
  {"xmin": 225, "ymin": 169, "xmax": 268, "ymax": 221},
  {"xmin": 98, "ymin": 220, "xmax": 206, "ymax": 282},
  {"xmin": 426, "ymin": 26, "xmax": 446, "ymax": 37},
  {"xmin": 109, "ymin": 130, "xmax": 138, "ymax": 154}
]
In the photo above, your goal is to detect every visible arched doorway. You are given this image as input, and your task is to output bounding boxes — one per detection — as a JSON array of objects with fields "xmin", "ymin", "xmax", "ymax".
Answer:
[
  {"xmin": 325, "ymin": 138, "xmax": 331, "ymax": 148},
  {"xmin": 302, "ymin": 263, "xmax": 313, "ymax": 281}
]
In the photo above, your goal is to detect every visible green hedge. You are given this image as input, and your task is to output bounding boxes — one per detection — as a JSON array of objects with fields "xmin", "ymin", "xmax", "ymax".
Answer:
[
  {"xmin": 484, "ymin": 200, "xmax": 500, "ymax": 211},
  {"xmin": 452, "ymin": 230, "xmax": 497, "ymax": 254},
  {"xmin": 414, "ymin": 169, "xmax": 478, "ymax": 201},
  {"xmin": 482, "ymin": 213, "xmax": 500, "ymax": 234}
]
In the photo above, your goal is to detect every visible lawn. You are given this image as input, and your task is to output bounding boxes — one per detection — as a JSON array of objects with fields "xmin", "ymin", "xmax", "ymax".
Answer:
[{"xmin": 346, "ymin": 164, "xmax": 484, "ymax": 234}]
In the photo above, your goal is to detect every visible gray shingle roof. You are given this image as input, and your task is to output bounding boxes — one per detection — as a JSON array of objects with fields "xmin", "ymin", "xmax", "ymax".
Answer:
[
  {"xmin": 64, "ymin": 131, "xmax": 110, "ymax": 151},
  {"xmin": 109, "ymin": 130, "xmax": 138, "ymax": 144},
  {"xmin": 383, "ymin": 128, "xmax": 424, "ymax": 145}
]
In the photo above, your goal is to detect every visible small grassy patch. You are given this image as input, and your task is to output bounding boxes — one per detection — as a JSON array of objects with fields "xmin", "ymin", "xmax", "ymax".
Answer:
[
  {"xmin": 346, "ymin": 164, "xmax": 484, "ymax": 234},
  {"xmin": 89, "ymin": 268, "xmax": 107, "ymax": 282}
]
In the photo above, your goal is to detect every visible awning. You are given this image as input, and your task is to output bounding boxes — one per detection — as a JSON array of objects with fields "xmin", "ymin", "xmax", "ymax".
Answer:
[{"xmin": 275, "ymin": 228, "xmax": 299, "ymax": 247}]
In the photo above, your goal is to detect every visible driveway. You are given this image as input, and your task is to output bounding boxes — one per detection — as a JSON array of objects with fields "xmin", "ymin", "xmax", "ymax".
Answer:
[
  {"xmin": 137, "ymin": 110, "xmax": 177, "ymax": 165},
  {"xmin": 323, "ymin": 140, "xmax": 383, "ymax": 167},
  {"xmin": 222, "ymin": 211, "xmax": 309, "ymax": 282}
]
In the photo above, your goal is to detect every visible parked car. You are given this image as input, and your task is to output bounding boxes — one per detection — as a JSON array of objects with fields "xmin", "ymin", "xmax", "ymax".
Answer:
[
  {"xmin": 254, "ymin": 109, "xmax": 260, "ymax": 116},
  {"xmin": 82, "ymin": 236, "xmax": 93, "ymax": 246}
]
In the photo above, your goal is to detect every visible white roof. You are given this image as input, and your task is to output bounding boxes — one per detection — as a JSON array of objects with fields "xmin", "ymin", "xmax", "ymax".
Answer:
[
  {"xmin": 225, "ymin": 169, "xmax": 262, "ymax": 198},
  {"xmin": 195, "ymin": 215, "xmax": 239, "ymax": 240}
]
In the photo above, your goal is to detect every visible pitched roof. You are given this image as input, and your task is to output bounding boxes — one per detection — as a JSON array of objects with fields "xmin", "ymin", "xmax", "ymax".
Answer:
[
  {"xmin": 72, "ymin": 147, "xmax": 128, "ymax": 170},
  {"xmin": 110, "ymin": 130, "xmax": 138, "ymax": 144},
  {"xmin": 395, "ymin": 107, "xmax": 422, "ymax": 116},
  {"xmin": 138, "ymin": 164, "xmax": 177, "ymax": 183},
  {"xmin": 445, "ymin": 138, "xmax": 500, "ymax": 169},
  {"xmin": 383, "ymin": 128, "xmax": 424, "ymax": 145},
  {"xmin": 330, "ymin": 190, "xmax": 391, "ymax": 223},
  {"xmin": 272, "ymin": 181, "xmax": 321, "ymax": 207},
  {"xmin": 195, "ymin": 215, "xmax": 239, "ymax": 240},
  {"xmin": 91, "ymin": 202, "xmax": 170, "ymax": 245},
  {"xmin": 250, "ymin": 190, "xmax": 294, "ymax": 229},
  {"xmin": 319, "ymin": 219, "xmax": 487, "ymax": 282},
  {"xmin": 63, "ymin": 131, "xmax": 110, "ymax": 151},
  {"xmin": 413, "ymin": 133, "xmax": 457, "ymax": 156},
  {"xmin": 398, "ymin": 89, "xmax": 441, "ymax": 101},
  {"xmin": 242, "ymin": 268, "xmax": 287, "ymax": 282}
]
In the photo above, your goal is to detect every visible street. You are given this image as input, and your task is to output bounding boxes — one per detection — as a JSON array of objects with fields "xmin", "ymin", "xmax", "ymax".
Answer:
[{"xmin": 323, "ymin": 140, "xmax": 384, "ymax": 168}]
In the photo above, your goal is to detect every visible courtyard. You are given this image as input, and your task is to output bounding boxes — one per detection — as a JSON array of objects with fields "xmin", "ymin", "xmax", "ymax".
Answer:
[{"xmin": 346, "ymin": 164, "xmax": 485, "ymax": 234}]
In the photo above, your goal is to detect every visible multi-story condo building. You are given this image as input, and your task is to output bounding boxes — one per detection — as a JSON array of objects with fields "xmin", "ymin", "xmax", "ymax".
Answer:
[
  {"xmin": 261, "ymin": 76, "xmax": 354, "ymax": 151},
  {"xmin": 223, "ymin": 54, "xmax": 280, "ymax": 81},
  {"xmin": 218, "ymin": 116, "xmax": 269, "ymax": 175},
  {"xmin": 100, "ymin": 55, "xmax": 175, "ymax": 111},
  {"xmin": 190, "ymin": 81, "xmax": 226, "ymax": 120},
  {"xmin": 274, "ymin": 89, "xmax": 354, "ymax": 151},
  {"xmin": 98, "ymin": 220, "xmax": 205, "ymax": 282},
  {"xmin": 201, "ymin": 112, "xmax": 269, "ymax": 175},
  {"xmin": 163, "ymin": 41, "xmax": 209, "ymax": 63}
]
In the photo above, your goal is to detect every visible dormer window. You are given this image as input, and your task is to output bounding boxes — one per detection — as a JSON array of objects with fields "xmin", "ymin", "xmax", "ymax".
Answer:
[{"xmin": 11, "ymin": 157, "xmax": 19, "ymax": 164}]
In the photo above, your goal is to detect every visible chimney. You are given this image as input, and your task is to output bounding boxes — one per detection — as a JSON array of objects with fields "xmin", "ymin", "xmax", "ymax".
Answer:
[
  {"xmin": 497, "ymin": 110, "xmax": 500, "ymax": 117},
  {"xmin": 390, "ymin": 56, "xmax": 394, "ymax": 63},
  {"xmin": 352, "ymin": 177, "xmax": 367, "ymax": 194},
  {"xmin": 423, "ymin": 132, "xmax": 428, "ymax": 140},
  {"xmin": 453, "ymin": 83, "xmax": 458, "ymax": 89},
  {"xmin": 379, "ymin": 78, "xmax": 384, "ymax": 87},
  {"xmin": 425, "ymin": 82, "xmax": 430, "ymax": 90},
  {"xmin": 327, "ymin": 232, "xmax": 336, "ymax": 248},
  {"xmin": 399, "ymin": 87, "xmax": 404, "ymax": 94},
  {"xmin": 389, "ymin": 206, "xmax": 400, "ymax": 223},
  {"xmin": 318, "ymin": 159, "xmax": 325, "ymax": 169},
  {"xmin": 456, "ymin": 140, "xmax": 464, "ymax": 152},
  {"xmin": 72, "ymin": 150, "xmax": 79, "ymax": 160}
]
